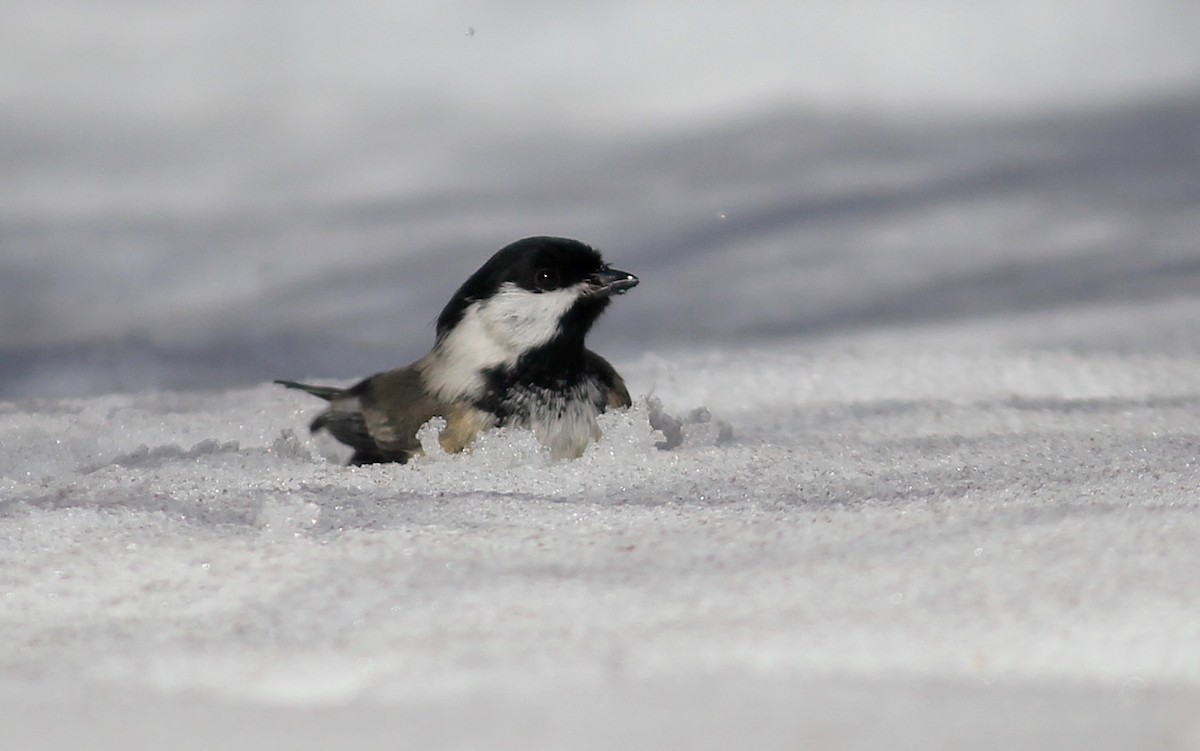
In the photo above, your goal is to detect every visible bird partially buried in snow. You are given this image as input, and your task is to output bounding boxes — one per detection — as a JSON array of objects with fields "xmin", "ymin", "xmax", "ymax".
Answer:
[{"xmin": 276, "ymin": 236, "xmax": 639, "ymax": 464}]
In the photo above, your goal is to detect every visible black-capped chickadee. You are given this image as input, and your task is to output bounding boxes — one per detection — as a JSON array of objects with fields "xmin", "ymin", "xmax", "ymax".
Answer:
[{"xmin": 276, "ymin": 236, "xmax": 639, "ymax": 464}]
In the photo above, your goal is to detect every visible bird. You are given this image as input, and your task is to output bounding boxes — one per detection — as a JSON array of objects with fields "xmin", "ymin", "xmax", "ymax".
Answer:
[{"xmin": 276, "ymin": 236, "xmax": 639, "ymax": 465}]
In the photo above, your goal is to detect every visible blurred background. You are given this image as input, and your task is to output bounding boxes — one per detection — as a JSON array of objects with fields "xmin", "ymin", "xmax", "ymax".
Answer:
[{"xmin": 3, "ymin": 0, "xmax": 1200, "ymax": 399}]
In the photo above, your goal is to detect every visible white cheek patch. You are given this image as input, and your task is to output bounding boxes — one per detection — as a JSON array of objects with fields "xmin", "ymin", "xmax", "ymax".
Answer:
[
  {"xmin": 419, "ymin": 304, "xmax": 509, "ymax": 400},
  {"xmin": 420, "ymin": 282, "xmax": 582, "ymax": 401},
  {"xmin": 480, "ymin": 282, "xmax": 580, "ymax": 352}
]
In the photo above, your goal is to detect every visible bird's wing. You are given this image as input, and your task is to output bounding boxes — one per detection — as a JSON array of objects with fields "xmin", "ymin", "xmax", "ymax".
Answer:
[
  {"xmin": 277, "ymin": 378, "xmax": 388, "ymax": 456},
  {"xmin": 584, "ymin": 349, "xmax": 632, "ymax": 409},
  {"xmin": 356, "ymin": 366, "xmax": 449, "ymax": 459},
  {"xmin": 279, "ymin": 366, "xmax": 490, "ymax": 463},
  {"xmin": 361, "ymin": 368, "xmax": 496, "ymax": 457},
  {"xmin": 311, "ymin": 409, "xmax": 377, "ymax": 456}
]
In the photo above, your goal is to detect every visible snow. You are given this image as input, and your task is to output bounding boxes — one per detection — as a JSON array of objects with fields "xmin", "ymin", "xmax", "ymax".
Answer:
[
  {"xmin": 4, "ymin": 1, "xmax": 1200, "ymax": 748},
  {"xmin": 5, "ymin": 337, "xmax": 1200, "ymax": 747}
]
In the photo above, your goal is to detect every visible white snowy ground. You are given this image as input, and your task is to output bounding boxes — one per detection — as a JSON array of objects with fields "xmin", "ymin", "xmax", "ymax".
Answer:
[
  {"xmin": 5, "ymin": 317, "xmax": 1200, "ymax": 749},
  {"xmin": 5, "ymin": 2, "xmax": 1200, "ymax": 749}
]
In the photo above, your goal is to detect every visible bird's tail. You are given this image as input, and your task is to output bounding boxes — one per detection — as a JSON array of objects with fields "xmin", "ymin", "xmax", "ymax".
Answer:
[{"xmin": 274, "ymin": 379, "xmax": 346, "ymax": 402}]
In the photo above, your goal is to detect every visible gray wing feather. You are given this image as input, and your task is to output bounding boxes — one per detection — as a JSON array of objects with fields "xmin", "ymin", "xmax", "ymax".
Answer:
[{"xmin": 277, "ymin": 367, "xmax": 446, "ymax": 464}]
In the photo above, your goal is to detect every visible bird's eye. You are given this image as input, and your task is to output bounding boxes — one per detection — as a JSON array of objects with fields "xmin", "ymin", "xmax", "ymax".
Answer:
[{"xmin": 534, "ymin": 268, "xmax": 559, "ymax": 291}]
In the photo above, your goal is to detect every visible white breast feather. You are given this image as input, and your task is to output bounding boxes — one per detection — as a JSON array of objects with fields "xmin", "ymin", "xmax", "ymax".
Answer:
[{"xmin": 509, "ymin": 381, "xmax": 605, "ymax": 460}]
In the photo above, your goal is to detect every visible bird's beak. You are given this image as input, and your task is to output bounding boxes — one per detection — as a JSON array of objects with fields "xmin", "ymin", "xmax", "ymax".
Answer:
[{"xmin": 587, "ymin": 268, "xmax": 639, "ymax": 296}]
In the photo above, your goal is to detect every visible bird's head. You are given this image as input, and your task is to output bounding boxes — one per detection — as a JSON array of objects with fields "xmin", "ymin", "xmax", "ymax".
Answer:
[{"xmin": 435, "ymin": 236, "xmax": 638, "ymax": 355}]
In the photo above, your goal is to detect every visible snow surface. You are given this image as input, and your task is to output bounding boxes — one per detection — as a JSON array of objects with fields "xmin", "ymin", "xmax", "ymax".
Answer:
[
  {"xmin": 4, "ymin": 2, "xmax": 1200, "ymax": 749},
  {"xmin": 6, "ymin": 330, "xmax": 1200, "ymax": 748}
]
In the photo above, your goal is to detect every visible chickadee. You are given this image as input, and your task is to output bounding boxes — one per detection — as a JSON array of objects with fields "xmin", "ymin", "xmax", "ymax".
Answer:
[{"xmin": 276, "ymin": 236, "xmax": 639, "ymax": 465}]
